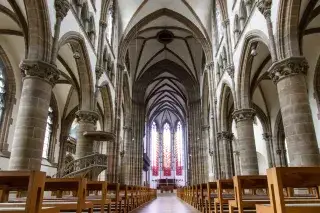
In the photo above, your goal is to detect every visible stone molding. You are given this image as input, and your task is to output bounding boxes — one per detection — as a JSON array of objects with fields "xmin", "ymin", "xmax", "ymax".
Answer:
[
  {"xmin": 19, "ymin": 60, "xmax": 60, "ymax": 85},
  {"xmin": 202, "ymin": 125, "xmax": 210, "ymax": 130},
  {"xmin": 117, "ymin": 63, "xmax": 125, "ymax": 71},
  {"xmin": 233, "ymin": 108, "xmax": 256, "ymax": 122},
  {"xmin": 76, "ymin": 110, "xmax": 99, "ymax": 125},
  {"xmin": 99, "ymin": 20, "xmax": 107, "ymax": 28},
  {"xmin": 55, "ymin": 0, "xmax": 70, "ymax": 20},
  {"xmin": 222, "ymin": 19, "xmax": 230, "ymax": 28},
  {"xmin": 95, "ymin": 65, "xmax": 104, "ymax": 81},
  {"xmin": 257, "ymin": 0, "xmax": 271, "ymax": 18},
  {"xmin": 206, "ymin": 61, "xmax": 214, "ymax": 71},
  {"xmin": 123, "ymin": 126, "xmax": 132, "ymax": 131},
  {"xmin": 225, "ymin": 65, "xmax": 235, "ymax": 78},
  {"xmin": 217, "ymin": 131, "xmax": 233, "ymax": 141},
  {"xmin": 262, "ymin": 132, "xmax": 272, "ymax": 141},
  {"xmin": 268, "ymin": 57, "xmax": 309, "ymax": 84}
]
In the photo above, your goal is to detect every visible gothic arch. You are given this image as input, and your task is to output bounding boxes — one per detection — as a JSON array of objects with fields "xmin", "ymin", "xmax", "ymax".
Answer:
[
  {"xmin": 22, "ymin": 0, "xmax": 52, "ymax": 61},
  {"xmin": 236, "ymin": 30, "xmax": 271, "ymax": 109},
  {"xmin": 276, "ymin": 0, "xmax": 301, "ymax": 59},
  {"xmin": 218, "ymin": 83, "xmax": 235, "ymax": 131},
  {"xmin": 0, "ymin": 46, "xmax": 16, "ymax": 152},
  {"xmin": 58, "ymin": 31, "xmax": 95, "ymax": 111}
]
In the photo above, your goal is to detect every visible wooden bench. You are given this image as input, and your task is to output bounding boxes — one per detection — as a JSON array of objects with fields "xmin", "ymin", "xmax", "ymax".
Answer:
[
  {"xmin": 0, "ymin": 171, "xmax": 59, "ymax": 213},
  {"xmin": 86, "ymin": 181, "xmax": 110, "ymax": 213},
  {"xmin": 256, "ymin": 167, "xmax": 320, "ymax": 213},
  {"xmin": 199, "ymin": 183, "xmax": 208, "ymax": 212},
  {"xmin": 7, "ymin": 178, "xmax": 93, "ymax": 213},
  {"xmin": 106, "ymin": 183, "xmax": 120, "ymax": 213},
  {"xmin": 229, "ymin": 175, "xmax": 269, "ymax": 213},
  {"xmin": 215, "ymin": 179, "xmax": 234, "ymax": 213},
  {"xmin": 206, "ymin": 182, "xmax": 218, "ymax": 213}
]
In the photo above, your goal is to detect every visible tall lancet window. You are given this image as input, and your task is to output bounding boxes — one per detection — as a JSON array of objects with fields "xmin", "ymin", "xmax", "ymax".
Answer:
[
  {"xmin": 151, "ymin": 122, "xmax": 159, "ymax": 176},
  {"xmin": 163, "ymin": 123, "xmax": 171, "ymax": 176},
  {"xmin": 0, "ymin": 62, "xmax": 5, "ymax": 123},
  {"xmin": 175, "ymin": 122, "xmax": 183, "ymax": 176},
  {"xmin": 106, "ymin": 0, "xmax": 114, "ymax": 43}
]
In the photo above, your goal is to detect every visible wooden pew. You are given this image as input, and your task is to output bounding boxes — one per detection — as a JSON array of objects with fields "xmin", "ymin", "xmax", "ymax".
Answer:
[
  {"xmin": 118, "ymin": 184, "xmax": 128, "ymax": 213},
  {"xmin": 199, "ymin": 183, "xmax": 208, "ymax": 212},
  {"xmin": 206, "ymin": 182, "xmax": 218, "ymax": 213},
  {"xmin": 256, "ymin": 167, "xmax": 320, "ymax": 213},
  {"xmin": 0, "ymin": 171, "xmax": 59, "ymax": 213},
  {"xmin": 228, "ymin": 175, "xmax": 269, "ymax": 213},
  {"xmin": 215, "ymin": 179, "xmax": 234, "ymax": 213},
  {"xmin": 86, "ymin": 181, "xmax": 110, "ymax": 213},
  {"xmin": 6, "ymin": 178, "xmax": 94, "ymax": 213},
  {"xmin": 106, "ymin": 183, "xmax": 120, "ymax": 213}
]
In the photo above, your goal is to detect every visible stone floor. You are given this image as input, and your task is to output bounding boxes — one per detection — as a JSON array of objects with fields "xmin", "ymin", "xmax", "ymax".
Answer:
[{"xmin": 131, "ymin": 193, "xmax": 199, "ymax": 213}]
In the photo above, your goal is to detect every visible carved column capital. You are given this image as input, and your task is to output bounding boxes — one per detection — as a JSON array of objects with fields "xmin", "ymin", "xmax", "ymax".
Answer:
[
  {"xmin": 95, "ymin": 66, "xmax": 104, "ymax": 81},
  {"xmin": 55, "ymin": 0, "xmax": 70, "ymax": 20},
  {"xmin": 123, "ymin": 126, "xmax": 132, "ymax": 131},
  {"xmin": 233, "ymin": 108, "xmax": 256, "ymax": 122},
  {"xmin": 225, "ymin": 65, "xmax": 235, "ymax": 78},
  {"xmin": 262, "ymin": 132, "xmax": 272, "ymax": 141},
  {"xmin": 117, "ymin": 63, "xmax": 125, "ymax": 71},
  {"xmin": 19, "ymin": 60, "xmax": 60, "ymax": 86},
  {"xmin": 268, "ymin": 57, "xmax": 309, "ymax": 84},
  {"xmin": 99, "ymin": 20, "xmax": 108, "ymax": 28},
  {"xmin": 222, "ymin": 19, "xmax": 230, "ymax": 28},
  {"xmin": 276, "ymin": 149, "xmax": 282, "ymax": 155},
  {"xmin": 257, "ymin": 0, "xmax": 272, "ymax": 18},
  {"xmin": 76, "ymin": 110, "xmax": 99, "ymax": 125},
  {"xmin": 217, "ymin": 131, "xmax": 233, "ymax": 141},
  {"xmin": 202, "ymin": 125, "xmax": 210, "ymax": 131},
  {"xmin": 206, "ymin": 62, "xmax": 214, "ymax": 71}
]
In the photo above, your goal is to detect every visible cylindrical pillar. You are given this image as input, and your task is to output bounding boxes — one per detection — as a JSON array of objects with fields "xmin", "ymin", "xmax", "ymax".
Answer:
[
  {"xmin": 269, "ymin": 57, "xmax": 320, "ymax": 166},
  {"xmin": 233, "ymin": 109, "xmax": 259, "ymax": 175},
  {"xmin": 75, "ymin": 110, "xmax": 99, "ymax": 159},
  {"xmin": 217, "ymin": 132, "xmax": 233, "ymax": 178},
  {"xmin": 262, "ymin": 132, "xmax": 274, "ymax": 168},
  {"xmin": 9, "ymin": 60, "xmax": 59, "ymax": 170}
]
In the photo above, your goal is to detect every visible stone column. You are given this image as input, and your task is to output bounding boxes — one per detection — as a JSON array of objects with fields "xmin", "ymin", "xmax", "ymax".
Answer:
[
  {"xmin": 262, "ymin": 132, "xmax": 274, "ymax": 168},
  {"xmin": 269, "ymin": 57, "xmax": 320, "ymax": 166},
  {"xmin": 120, "ymin": 125, "xmax": 132, "ymax": 184},
  {"xmin": 217, "ymin": 131, "xmax": 233, "ymax": 179},
  {"xmin": 233, "ymin": 151, "xmax": 241, "ymax": 175},
  {"xmin": 75, "ymin": 110, "xmax": 99, "ymax": 159},
  {"xmin": 233, "ymin": 109, "xmax": 259, "ymax": 175},
  {"xmin": 244, "ymin": 0, "xmax": 253, "ymax": 15},
  {"xmin": 9, "ymin": 60, "xmax": 59, "ymax": 170},
  {"xmin": 257, "ymin": 0, "xmax": 278, "ymax": 62},
  {"xmin": 201, "ymin": 125, "xmax": 210, "ymax": 183}
]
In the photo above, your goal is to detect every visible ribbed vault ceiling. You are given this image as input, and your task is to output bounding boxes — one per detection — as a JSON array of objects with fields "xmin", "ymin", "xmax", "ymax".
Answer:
[{"xmin": 125, "ymin": 3, "xmax": 207, "ymax": 126}]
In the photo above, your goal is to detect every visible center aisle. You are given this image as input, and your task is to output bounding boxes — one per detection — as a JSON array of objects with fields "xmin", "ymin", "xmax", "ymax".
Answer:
[{"xmin": 131, "ymin": 192, "xmax": 198, "ymax": 213}]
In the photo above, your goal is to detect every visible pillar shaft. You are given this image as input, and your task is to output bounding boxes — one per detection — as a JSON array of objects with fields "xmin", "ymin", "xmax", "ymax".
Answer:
[
  {"xmin": 9, "ymin": 60, "xmax": 59, "ymax": 170},
  {"xmin": 233, "ymin": 109, "xmax": 259, "ymax": 175},
  {"xmin": 75, "ymin": 110, "xmax": 99, "ymax": 159},
  {"xmin": 217, "ymin": 132, "xmax": 233, "ymax": 178},
  {"xmin": 201, "ymin": 125, "xmax": 210, "ymax": 183},
  {"xmin": 269, "ymin": 57, "xmax": 320, "ymax": 166},
  {"xmin": 262, "ymin": 133, "xmax": 274, "ymax": 168}
]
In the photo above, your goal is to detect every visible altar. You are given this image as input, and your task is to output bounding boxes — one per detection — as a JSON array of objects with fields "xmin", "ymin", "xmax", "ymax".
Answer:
[{"xmin": 157, "ymin": 179, "xmax": 176, "ymax": 193}]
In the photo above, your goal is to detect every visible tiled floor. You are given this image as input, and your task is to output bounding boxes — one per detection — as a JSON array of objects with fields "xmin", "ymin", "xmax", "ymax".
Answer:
[{"xmin": 131, "ymin": 193, "xmax": 199, "ymax": 213}]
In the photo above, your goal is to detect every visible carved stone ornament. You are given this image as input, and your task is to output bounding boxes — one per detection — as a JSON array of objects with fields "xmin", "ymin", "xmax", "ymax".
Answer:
[
  {"xmin": 19, "ymin": 60, "xmax": 60, "ymax": 85},
  {"xmin": 55, "ymin": 0, "xmax": 70, "ymax": 20},
  {"xmin": 262, "ymin": 132, "xmax": 272, "ymax": 141},
  {"xmin": 117, "ymin": 63, "xmax": 125, "ymax": 72},
  {"xmin": 232, "ymin": 108, "xmax": 256, "ymax": 122},
  {"xmin": 257, "ymin": 0, "xmax": 272, "ymax": 18},
  {"xmin": 95, "ymin": 65, "xmax": 104, "ymax": 81},
  {"xmin": 76, "ymin": 110, "xmax": 99, "ymax": 125},
  {"xmin": 222, "ymin": 19, "xmax": 230, "ymax": 28},
  {"xmin": 269, "ymin": 57, "xmax": 309, "ymax": 84},
  {"xmin": 206, "ymin": 61, "xmax": 214, "ymax": 71},
  {"xmin": 217, "ymin": 131, "xmax": 233, "ymax": 141},
  {"xmin": 99, "ymin": 20, "xmax": 107, "ymax": 28},
  {"xmin": 202, "ymin": 125, "xmax": 210, "ymax": 131},
  {"xmin": 225, "ymin": 65, "xmax": 235, "ymax": 79}
]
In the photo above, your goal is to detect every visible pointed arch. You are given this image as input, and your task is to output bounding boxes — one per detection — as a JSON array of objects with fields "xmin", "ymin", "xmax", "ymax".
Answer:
[{"xmin": 58, "ymin": 31, "xmax": 95, "ymax": 111}]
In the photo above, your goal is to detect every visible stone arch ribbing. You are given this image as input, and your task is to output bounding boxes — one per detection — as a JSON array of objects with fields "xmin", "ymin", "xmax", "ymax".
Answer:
[
  {"xmin": 236, "ymin": 30, "xmax": 271, "ymax": 109},
  {"xmin": 276, "ymin": 0, "xmax": 301, "ymax": 59},
  {"xmin": 118, "ymin": 8, "xmax": 212, "ymax": 64},
  {"xmin": 58, "ymin": 31, "xmax": 94, "ymax": 111}
]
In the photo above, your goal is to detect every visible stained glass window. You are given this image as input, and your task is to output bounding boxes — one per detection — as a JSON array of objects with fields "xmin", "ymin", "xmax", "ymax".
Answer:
[
  {"xmin": 43, "ymin": 107, "xmax": 53, "ymax": 159},
  {"xmin": 151, "ymin": 122, "xmax": 159, "ymax": 176},
  {"xmin": 0, "ymin": 62, "xmax": 5, "ymax": 124},
  {"xmin": 69, "ymin": 119, "xmax": 79, "ymax": 139},
  {"xmin": 163, "ymin": 123, "xmax": 171, "ymax": 176},
  {"xmin": 175, "ymin": 122, "xmax": 183, "ymax": 176},
  {"xmin": 106, "ymin": 0, "xmax": 114, "ymax": 43}
]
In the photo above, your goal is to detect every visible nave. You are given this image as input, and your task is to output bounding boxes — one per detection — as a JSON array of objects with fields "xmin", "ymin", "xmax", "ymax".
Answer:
[{"xmin": 131, "ymin": 193, "xmax": 197, "ymax": 213}]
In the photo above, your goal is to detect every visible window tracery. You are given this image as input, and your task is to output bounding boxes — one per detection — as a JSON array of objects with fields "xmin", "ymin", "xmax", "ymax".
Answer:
[
  {"xmin": 151, "ymin": 122, "xmax": 159, "ymax": 176},
  {"xmin": 163, "ymin": 123, "xmax": 171, "ymax": 176},
  {"xmin": 175, "ymin": 122, "xmax": 183, "ymax": 176},
  {"xmin": 69, "ymin": 118, "xmax": 80, "ymax": 140}
]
